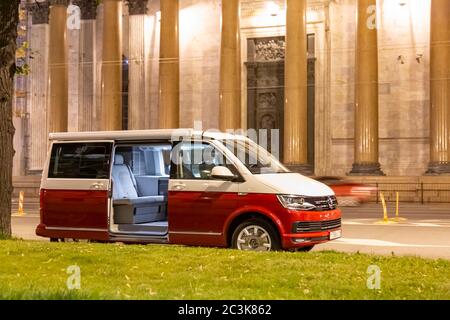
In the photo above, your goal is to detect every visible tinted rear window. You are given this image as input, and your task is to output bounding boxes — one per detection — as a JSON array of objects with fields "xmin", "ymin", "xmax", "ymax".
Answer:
[{"xmin": 48, "ymin": 143, "xmax": 112, "ymax": 179}]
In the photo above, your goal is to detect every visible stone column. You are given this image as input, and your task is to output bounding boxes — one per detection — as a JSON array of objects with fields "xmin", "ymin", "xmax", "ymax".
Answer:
[
  {"xmin": 73, "ymin": 0, "xmax": 97, "ymax": 132},
  {"xmin": 48, "ymin": 0, "xmax": 69, "ymax": 134},
  {"xmin": 219, "ymin": 0, "xmax": 241, "ymax": 131},
  {"xmin": 427, "ymin": 0, "xmax": 450, "ymax": 174},
  {"xmin": 284, "ymin": 0, "xmax": 310, "ymax": 173},
  {"xmin": 101, "ymin": 0, "xmax": 122, "ymax": 131},
  {"xmin": 159, "ymin": 0, "xmax": 179, "ymax": 129},
  {"xmin": 95, "ymin": 3, "xmax": 104, "ymax": 131},
  {"xmin": 127, "ymin": 0, "xmax": 150, "ymax": 130},
  {"xmin": 349, "ymin": 0, "xmax": 384, "ymax": 175},
  {"xmin": 27, "ymin": 1, "xmax": 50, "ymax": 171},
  {"xmin": 67, "ymin": 4, "xmax": 80, "ymax": 132}
]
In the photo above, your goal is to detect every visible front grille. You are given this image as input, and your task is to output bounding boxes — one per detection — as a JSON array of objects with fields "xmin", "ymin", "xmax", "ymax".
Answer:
[
  {"xmin": 309, "ymin": 196, "xmax": 338, "ymax": 211},
  {"xmin": 293, "ymin": 218, "xmax": 341, "ymax": 233}
]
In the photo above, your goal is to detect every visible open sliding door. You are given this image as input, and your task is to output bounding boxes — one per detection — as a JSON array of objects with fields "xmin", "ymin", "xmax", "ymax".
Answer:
[{"xmin": 38, "ymin": 141, "xmax": 114, "ymax": 241}]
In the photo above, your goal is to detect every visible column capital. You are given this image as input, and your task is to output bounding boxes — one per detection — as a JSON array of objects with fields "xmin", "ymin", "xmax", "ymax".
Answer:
[
  {"xmin": 27, "ymin": 1, "xmax": 49, "ymax": 25},
  {"xmin": 49, "ymin": 0, "xmax": 70, "ymax": 6},
  {"xmin": 72, "ymin": 0, "xmax": 98, "ymax": 20},
  {"xmin": 126, "ymin": 0, "xmax": 148, "ymax": 15}
]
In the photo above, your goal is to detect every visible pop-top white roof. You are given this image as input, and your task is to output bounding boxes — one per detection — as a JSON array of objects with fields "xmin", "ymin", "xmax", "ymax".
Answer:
[{"xmin": 49, "ymin": 129, "xmax": 249, "ymax": 142}]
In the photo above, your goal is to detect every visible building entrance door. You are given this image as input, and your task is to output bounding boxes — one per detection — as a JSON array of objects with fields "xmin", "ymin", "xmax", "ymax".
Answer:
[{"xmin": 246, "ymin": 35, "xmax": 315, "ymax": 168}]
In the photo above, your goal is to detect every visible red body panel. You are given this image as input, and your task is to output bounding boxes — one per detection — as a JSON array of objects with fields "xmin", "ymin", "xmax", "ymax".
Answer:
[
  {"xmin": 167, "ymin": 192, "xmax": 341, "ymax": 249},
  {"xmin": 168, "ymin": 191, "xmax": 240, "ymax": 246},
  {"xmin": 38, "ymin": 190, "xmax": 341, "ymax": 249},
  {"xmin": 224, "ymin": 193, "xmax": 341, "ymax": 249},
  {"xmin": 37, "ymin": 189, "xmax": 109, "ymax": 240}
]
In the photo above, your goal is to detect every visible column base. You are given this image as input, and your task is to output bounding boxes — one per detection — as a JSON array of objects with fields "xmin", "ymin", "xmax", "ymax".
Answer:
[
  {"xmin": 348, "ymin": 163, "xmax": 385, "ymax": 176},
  {"xmin": 425, "ymin": 162, "xmax": 450, "ymax": 175},
  {"xmin": 285, "ymin": 164, "xmax": 314, "ymax": 176}
]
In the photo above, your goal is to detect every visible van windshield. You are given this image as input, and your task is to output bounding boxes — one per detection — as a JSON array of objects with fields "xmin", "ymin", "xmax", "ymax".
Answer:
[{"xmin": 222, "ymin": 139, "xmax": 291, "ymax": 175}]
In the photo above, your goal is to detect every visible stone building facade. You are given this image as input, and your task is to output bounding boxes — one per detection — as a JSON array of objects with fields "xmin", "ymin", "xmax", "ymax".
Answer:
[{"xmin": 12, "ymin": 0, "xmax": 450, "ymax": 180}]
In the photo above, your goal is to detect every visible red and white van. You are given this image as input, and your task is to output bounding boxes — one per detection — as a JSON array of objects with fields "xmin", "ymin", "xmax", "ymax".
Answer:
[{"xmin": 37, "ymin": 129, "xmax": 342, "ymax": 251}]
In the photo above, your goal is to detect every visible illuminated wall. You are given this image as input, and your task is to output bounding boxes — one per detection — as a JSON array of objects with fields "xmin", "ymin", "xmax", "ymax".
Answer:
[
  {"xmin": 329, "ymin": 0, "xmax": 431, "ymax": 176},
  {"xmin": 14, "ymin": 0, "xmax": 437, "ymax": 177},
  {"xmin": 179, "ymin": 0, "xmax": 221, "ymax": 129}
]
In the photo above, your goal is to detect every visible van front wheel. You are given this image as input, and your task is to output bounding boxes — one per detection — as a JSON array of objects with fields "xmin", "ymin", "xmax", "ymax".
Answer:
[{"xmin": 232, "ymin": 219, "xmax": 281, "ymax": 252}]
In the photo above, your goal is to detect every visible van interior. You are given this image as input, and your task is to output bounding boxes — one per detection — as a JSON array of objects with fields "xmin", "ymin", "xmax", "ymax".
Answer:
[{"xmin": 110, "ymin": 143, "xmax": 171, "ymax": 237}]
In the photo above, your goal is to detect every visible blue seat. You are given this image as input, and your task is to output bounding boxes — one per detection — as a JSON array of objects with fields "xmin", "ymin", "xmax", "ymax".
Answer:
[{"xmin": 112, "ymin": 154, "xmax": 166, "ymax": 224}]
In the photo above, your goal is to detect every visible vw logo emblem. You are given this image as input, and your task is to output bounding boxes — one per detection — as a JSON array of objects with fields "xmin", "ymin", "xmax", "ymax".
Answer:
[{"xmin": 327, "ymin": 197, "xmax": 334, "ymax": 209}]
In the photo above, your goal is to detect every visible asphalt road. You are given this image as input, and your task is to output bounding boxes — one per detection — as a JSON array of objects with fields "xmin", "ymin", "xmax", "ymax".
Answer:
[
  {"xmin": 315, "ymin": 203, "xmax": 450, "ymax": 260},
  {"xmin": 10, "ymin": 203, "xmax": 450, "ymax": 260}
]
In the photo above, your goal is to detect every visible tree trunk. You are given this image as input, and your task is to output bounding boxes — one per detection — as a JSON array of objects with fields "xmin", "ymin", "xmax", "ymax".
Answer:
[{"xmin": 0, "ymin": 1, "xmax": 19, "ymax": 238}]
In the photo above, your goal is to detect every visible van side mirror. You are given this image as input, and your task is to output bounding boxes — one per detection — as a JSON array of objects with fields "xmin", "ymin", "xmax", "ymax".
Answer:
[{"xmin": 211, "ymin": 166, "xmax": 236, "ymax": 181}]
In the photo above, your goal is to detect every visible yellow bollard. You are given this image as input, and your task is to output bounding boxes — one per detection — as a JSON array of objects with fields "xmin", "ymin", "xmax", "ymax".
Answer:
[
  {"xmin": 392, "ymin": 191, "xmax": 407, "ymax": 222},
  {"xmin": 17, "ymin": 191, "xmax": 25, "ymax": 216},
  {"xmin": 381, "ymin": 193, "xmax": 388, "ymax": 222},
  {"xmin": 396, "ymin": 191, "xmax": 399, "ymax": 218},
  {"xmin": 376, "ymin": 192, "xmax": 397, "ymax": 224}
]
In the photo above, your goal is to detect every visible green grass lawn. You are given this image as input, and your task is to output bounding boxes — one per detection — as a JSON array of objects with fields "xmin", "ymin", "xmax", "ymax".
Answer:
[{"xmin": 0, "ymin": 240, "xmax": 449, "ymax": 300}]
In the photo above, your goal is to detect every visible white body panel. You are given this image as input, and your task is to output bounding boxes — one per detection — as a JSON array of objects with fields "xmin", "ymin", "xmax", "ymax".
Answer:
[
  {"xmin": 43, "ymin": 129, "xmax": 334, "ymax": 198},
  {"xmin": 232, "ymin": 173, "xmax": 334, "ymax": 196},
  {"xmin": 253, "ymin": 173, "xmax": 334, "ymax": 197},
  {"xmin": 208, "ymin": 138, "xmax": 335, "ymax": 197}
]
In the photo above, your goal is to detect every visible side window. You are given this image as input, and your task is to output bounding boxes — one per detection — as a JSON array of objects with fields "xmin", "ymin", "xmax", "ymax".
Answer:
[
  {"xmin": 114, "ymin": 144, "xmax": 172, "ymax": 176},
  {"xmin": 48, "ymin": 143, "xmax": 112, "ymax": 179},
  {"xmin": 171, "ymin": 142, "xmax": 239, "ymax": 180}
]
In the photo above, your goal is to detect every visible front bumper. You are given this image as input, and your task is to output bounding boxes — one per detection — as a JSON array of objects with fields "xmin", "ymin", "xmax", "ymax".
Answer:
[
  {"xmin": 282, "ymin": 229, "xmax": 342, "ymax": 248},
  {"xmin": 280, "ymin": 208, "xmax": 342, "ymax": 249}
]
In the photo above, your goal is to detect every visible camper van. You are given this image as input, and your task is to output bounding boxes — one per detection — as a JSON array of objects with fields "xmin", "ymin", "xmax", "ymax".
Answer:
[{"xmin": 37, "ymin": 129, "xmax": 342, "ymax": 252}]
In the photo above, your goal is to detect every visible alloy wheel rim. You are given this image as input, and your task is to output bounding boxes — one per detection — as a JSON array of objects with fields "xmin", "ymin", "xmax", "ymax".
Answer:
[{"xmin": 236, "ymin": 225, "xmax": 272, "ymax": 251}]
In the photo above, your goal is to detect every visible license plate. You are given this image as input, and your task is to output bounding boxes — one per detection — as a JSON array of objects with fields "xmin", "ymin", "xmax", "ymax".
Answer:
[{"xmin": 329, "ymin": 230, "xmax": 342, "ymax": 240}]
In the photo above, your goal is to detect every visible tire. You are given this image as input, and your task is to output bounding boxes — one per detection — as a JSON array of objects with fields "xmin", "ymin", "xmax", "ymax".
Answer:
[
  {"xmin": 50, "ymin": 238, "xmax": 58, "ymax": 242},
  {"xmin": 297, "ymin": 245, "xmax": 315, "ymax": 252},
  {"xmin": 231, "ymin": 218, "xmax": 281, "ymax": 252}
]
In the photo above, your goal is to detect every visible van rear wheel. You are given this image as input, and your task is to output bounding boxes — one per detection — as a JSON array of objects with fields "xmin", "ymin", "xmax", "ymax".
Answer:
[{"xmin": 232, "ymin": 219, "xmax": 281, "ymax": 252}]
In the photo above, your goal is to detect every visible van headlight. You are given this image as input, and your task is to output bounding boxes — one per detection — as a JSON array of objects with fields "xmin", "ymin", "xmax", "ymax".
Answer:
[{"xmin": 277, "ymin": 195, "xmax": 316, "ymax": 211}]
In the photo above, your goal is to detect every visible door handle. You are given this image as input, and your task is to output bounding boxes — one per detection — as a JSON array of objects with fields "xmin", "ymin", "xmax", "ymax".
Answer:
[
  {"xmin": 90, "ymin": 182, "xmax": 105, "ymax": 190},
  {"xmin": 173, "ymin": 183, "xmax": 186, "ymax": 191}
]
